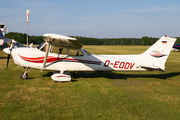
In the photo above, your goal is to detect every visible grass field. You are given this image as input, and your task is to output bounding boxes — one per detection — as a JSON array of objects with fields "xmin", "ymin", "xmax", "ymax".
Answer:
[{"xmin": 0, "ymin": 45, "xmax": 180, "ymax": 120}]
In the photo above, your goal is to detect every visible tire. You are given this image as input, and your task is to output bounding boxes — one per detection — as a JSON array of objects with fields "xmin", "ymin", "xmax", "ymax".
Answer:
[{"xmin": 20, "ymin": 73, "xmax": 28, "ymax": 79}]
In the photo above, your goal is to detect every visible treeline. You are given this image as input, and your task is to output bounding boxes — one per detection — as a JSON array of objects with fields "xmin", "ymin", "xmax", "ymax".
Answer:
[
  {"xmin": 5, "ymin": 32, "xmax": 43, "ymax": 44},
  {"xmin": 72, "ymin": 36, "xmax": 158, "ymax": 45},
  {"xmin": 5, "ymin": 32, "xmax": 180, "ymax": 45}
]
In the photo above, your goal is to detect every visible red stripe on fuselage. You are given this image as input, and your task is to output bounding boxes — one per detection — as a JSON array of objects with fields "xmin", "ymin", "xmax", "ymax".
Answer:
[
  {"xmin": 18, "ymin": 54, "xmax": 101, "ymax": 65},
  {"xmin": 18, "ymin": 54, "xmax": 56, "ymax": 63}
]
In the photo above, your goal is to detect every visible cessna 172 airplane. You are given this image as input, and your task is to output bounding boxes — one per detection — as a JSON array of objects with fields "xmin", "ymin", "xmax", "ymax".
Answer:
[{"xmin": 3, "ymin": 33, "xmax": 176, "ymax": 82}]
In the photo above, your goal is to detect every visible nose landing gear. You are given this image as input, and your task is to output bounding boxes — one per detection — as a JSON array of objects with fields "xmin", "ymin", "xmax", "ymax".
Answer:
[{"xmin": 20, "ymin": 68, "xmax": 29, "ymax": 79}]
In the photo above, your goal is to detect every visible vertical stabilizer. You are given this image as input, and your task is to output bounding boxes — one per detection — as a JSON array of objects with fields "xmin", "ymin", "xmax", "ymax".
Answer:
[{"xmin": 140, "ymin": 36, "xmax": 176, "ymax": 71}]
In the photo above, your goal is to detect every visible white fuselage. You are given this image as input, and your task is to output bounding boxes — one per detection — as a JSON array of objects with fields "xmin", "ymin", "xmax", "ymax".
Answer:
[{"xmin": 11, "ymin": 47, "xmax": 147, "ymax": 72}]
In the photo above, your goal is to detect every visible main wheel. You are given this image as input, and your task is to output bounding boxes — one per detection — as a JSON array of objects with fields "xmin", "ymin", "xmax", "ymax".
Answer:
[{"xmin": 21, "ymin": 73, "xmax": 28, "ymax": 79}]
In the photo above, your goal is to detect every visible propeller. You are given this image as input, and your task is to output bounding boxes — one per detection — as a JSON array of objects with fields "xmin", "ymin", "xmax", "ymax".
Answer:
[
  {"xmin": 5, "ymin": 43, "xmax": 13, "ymax": 70},
  {"xmin": 6, "ymin": 52, "xmax": 11, "ymax": 70}
]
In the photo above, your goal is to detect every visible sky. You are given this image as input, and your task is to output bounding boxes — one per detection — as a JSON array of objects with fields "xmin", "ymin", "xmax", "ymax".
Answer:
[{"xmin": 1, "ymin": 0, "xmax": 180, "ymax": 38}]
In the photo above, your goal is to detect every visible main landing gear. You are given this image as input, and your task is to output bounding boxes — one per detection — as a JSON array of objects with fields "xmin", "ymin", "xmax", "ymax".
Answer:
[
  {"xmin": 51, "ymin": 70, "xmax": 71, "ymax": 82},
  {"xmin": 20, "ymin": 68, "xmax": 29, "ymax": 79}
]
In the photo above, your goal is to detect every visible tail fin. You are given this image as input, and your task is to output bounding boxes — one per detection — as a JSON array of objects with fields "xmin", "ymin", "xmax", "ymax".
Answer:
[{"xmin": 139, "ymin": 36, "xmax": 176, "ymax": 71}]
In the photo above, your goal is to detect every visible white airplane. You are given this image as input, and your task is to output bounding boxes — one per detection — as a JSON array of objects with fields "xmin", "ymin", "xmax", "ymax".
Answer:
[{"xmin": 3, "ymin": 34, "xmax": 176, "ymax": 82}]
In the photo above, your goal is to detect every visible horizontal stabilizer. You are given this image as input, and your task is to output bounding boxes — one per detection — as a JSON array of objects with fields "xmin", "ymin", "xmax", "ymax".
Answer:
[{"xmin": 139, "ymin": 64, "xmax": 166, "ymax": 72}]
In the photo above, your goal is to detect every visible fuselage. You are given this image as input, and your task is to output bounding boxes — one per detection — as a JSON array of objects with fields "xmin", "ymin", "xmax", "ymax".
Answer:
[
  {"xmin": 3, "ymin": 34, "xmax": 177, "ymax": 81},
  {"xmin": 11, "ymin": 47, "xmax": 147, "ymax": 72}
]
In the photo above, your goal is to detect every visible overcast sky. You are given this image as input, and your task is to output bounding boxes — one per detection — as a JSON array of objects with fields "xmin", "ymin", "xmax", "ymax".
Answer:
[{"xmin": 1, "ymin": 0, "xmax": 180, "ymax": 38}]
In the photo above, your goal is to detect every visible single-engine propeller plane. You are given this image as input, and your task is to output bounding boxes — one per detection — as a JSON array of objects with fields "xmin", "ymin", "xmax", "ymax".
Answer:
[{"xmin": 3, "ymin": 34, "xmax": 176, "ymax": 82}]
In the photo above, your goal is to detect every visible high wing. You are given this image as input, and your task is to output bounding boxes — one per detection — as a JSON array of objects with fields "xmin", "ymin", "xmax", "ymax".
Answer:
[{"xmin": 43, "ymin": 33, "xmax": 82, "ymax": 49}]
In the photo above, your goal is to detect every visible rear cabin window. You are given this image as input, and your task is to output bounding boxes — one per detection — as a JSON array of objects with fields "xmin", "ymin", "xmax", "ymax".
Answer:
[{"xmin": 84, "ymin": 50, "xmax": 91, "ymax": 55}]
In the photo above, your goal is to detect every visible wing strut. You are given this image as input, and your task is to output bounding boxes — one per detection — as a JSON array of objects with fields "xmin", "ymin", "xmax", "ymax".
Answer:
[{"xmin": 42, "ymin": 43, "xmax": 50, "ymax": 69}]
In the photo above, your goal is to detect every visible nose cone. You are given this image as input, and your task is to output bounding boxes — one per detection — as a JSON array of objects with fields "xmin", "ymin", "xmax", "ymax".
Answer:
[{"xmin": 3, "ymin": 48, "xmax": 11, "ymax": 54}]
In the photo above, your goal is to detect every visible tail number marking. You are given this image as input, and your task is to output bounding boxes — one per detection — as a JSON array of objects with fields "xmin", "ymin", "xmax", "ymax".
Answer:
[{"xmin": 104, "ymin": 60, "xmax": 135, "ymax": 69}]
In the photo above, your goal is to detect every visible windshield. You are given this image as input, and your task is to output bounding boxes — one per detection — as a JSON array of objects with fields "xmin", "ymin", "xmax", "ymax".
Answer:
[{"xmin": 36, "ymin": 42, "xmax": 45, "ymax": 49}]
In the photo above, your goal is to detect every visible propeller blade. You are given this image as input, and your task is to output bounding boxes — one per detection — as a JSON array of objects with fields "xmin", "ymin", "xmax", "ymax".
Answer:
[
  {"xmin": 6, "ymin": 53, "xmax": 11, "ymax": 70},
  {"xmin": 6, "ymin": 48, "xmax": 12, "ymax": 70}
]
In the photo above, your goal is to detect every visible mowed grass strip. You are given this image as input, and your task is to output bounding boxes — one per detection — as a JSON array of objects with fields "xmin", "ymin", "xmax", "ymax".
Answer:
[{"xmin": 0, "ymin": 46, "xmax": 180, "ymax": 120}]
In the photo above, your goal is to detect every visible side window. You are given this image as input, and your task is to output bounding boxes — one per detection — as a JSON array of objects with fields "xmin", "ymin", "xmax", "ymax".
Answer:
[
  {"xmin": 49, "ymin": 46, "xmax": 83, "ymax": 56},
  {"xmin": 84, "ymin": 50, "xmax": 91, "ymax": 55},
  {"xmin": 51, "ymin": 46, "xmax": 67, "ymax": 55},
  {"xmin": 69, "ymin": 49, "xmax": 83, "ymax": 56}
]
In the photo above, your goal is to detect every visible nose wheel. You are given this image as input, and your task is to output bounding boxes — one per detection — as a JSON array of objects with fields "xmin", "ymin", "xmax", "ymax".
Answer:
[
  {"xmin": 21, "ymin": 72, "xmax": 28, "ymax": 79},
  {"xmin": 20, "ymin": 68, "xmax": 29, "ymax": 79}
]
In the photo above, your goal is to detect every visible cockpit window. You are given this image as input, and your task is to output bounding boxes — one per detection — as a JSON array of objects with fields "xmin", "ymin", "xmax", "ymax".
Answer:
[{"xmin": 84, "ymin": 50, "xmax": 91, "ymax": 55}]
